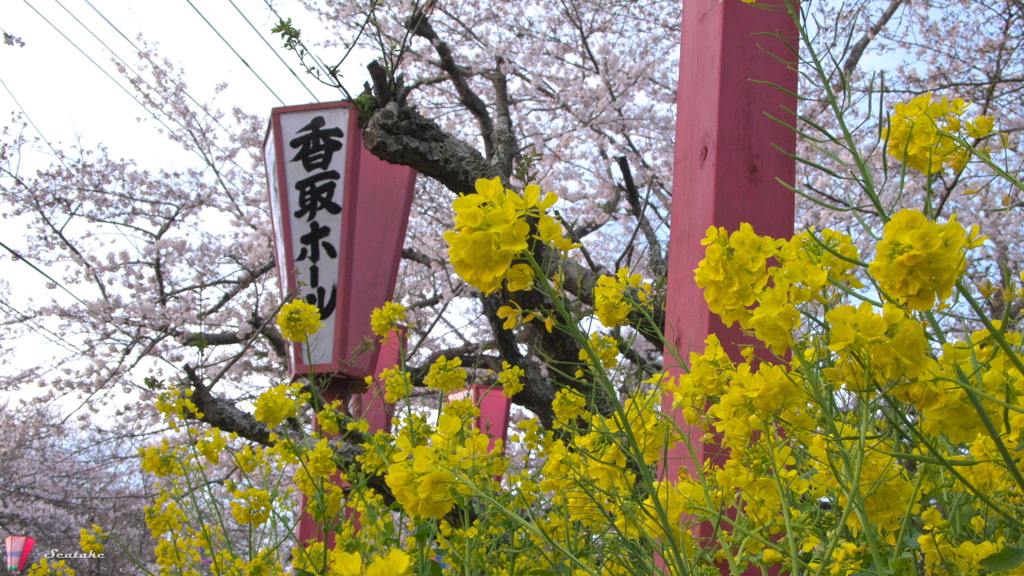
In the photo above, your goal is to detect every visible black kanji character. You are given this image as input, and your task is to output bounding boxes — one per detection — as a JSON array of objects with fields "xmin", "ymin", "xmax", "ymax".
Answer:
[
  {"xmin": 290, "ymin": 116, "xmax": 344, "ymax": 172},
  {"xmin": 304, "ymin": 285, "xmax": 337, "ymax": 320},
  {"xmin": 295, "ymin": 221, "xmax": 337, "ymax": 264},
  {"xmin": 294, "ymin": 170, "xmax": 341, "ymax": 222}
]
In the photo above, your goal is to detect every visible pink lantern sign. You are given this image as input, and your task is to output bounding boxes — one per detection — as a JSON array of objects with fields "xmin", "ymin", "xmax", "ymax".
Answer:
[
  {"xmin": 5, "ymin": 535, "xmax": 35, "ymax": 572},
  {"xmin": 264, "ymin": 101, "xmax": 417, "ymax": 393}
]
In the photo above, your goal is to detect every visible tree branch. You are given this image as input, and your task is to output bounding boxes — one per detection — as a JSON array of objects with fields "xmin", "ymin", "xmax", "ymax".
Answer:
[
  {"xmin": 185, "ymin": 364, "xmax": 274, "ymax": 446},
  {"xmin": 408, "ymin": 16, "xmax": 496, "ymax": 159},
  {"xmin": 361, "ymin": 99, "xmax": 497, "ymax": 195},
  {"xmin": 843, "ymin": 0, "xmax": 905, "ymax": 79}
]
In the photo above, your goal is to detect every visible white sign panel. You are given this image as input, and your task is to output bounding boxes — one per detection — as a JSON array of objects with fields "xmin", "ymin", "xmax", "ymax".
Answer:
[{"xmin": 268, "ymin": 105, "xmax": 352, "ymax": 369}]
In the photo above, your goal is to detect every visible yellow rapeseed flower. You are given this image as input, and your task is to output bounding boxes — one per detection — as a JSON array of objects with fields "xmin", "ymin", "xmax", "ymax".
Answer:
[
  {"xmin": 883, "ymin": 92, "xmax": 995, "ymax": 174},
  {"xmin": 444, "ymin": 178, "xmax": 575, "ymax": 294},
  {"xmin": 869, "ymin": 209, "xmax": 981, "ymax": 311},
  {"xmin": 498, "ymin": 361, "xmax": 525, "ymax": 397},
  {"xmin": 276, "ymin": 299, "xmax": 325, "ymax": 342},
  {"xmin": 423, "ymin": 355, "xmax": 467, "ymax": 392},
  {"xmin": 79, "ymin": 524, "xmax": 105, "ymax": 555},
  {"xmin": 370, "ymin": 301, "xmax": 406, "ymax": 338}
]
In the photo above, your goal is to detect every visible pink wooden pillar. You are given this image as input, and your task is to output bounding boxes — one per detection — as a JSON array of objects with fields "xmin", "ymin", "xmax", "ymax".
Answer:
[
  {"xmin": 296, "ymin": 330, "xmax": 402, "ymax": 545},
  {"xmin": 350, "ymin": 329, "xmax": 403, "ymax": 433},
  {"xmin": 662, "ymin": 0, "xmax": 798, "ymax": 551},
  {"xmin": 448, "ymin": 384, "xmax": 511, "ymax": 453}
]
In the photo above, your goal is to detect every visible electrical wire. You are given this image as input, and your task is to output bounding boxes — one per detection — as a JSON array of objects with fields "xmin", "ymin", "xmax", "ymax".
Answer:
[
  {"xmin": 0, "ymin": 237, "xmax": 88, "ymax": 306},
  {"xmin": 260, "ymin": 0, "xmax": 355, "ymax": 99},
  {"xmin": 76, "ymin": 0, "xmax": 254, "ymax": 138},
  {"xmin": 182, "ymin": 0, "xmax": 286, "ymax": 105},
  {"xmin": 225, "ymin": 0, "xmax": 320, "ymax": 102},
  {"xmin": 19, "ymin": 0, "xmax": 189, "ymax": 147},
  {"xmin": 0, "ymin": 295, "xmax": 87, "ymax": 358},
  {"xmin": 19, "ymin": 0, "xmax": 260, "ymax": 183},
  {"xmin": 0, "ymin": 74, "xmax": 65, "ymax": 167}
]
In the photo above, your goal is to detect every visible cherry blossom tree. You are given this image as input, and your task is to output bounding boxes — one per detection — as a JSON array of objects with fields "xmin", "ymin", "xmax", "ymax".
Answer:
[
  {"xmin": 0, "ymin": 403, "xmax": 151, "ymax": 575},
  {"xmin": 1, "ymin": 0, "xmax": 1023, "ymax": 502}
]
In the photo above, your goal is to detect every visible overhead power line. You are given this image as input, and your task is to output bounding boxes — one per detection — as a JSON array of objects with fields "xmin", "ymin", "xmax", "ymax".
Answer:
[
  {"xmin": 18, "ymin": 0, "xmax": 273, "ymax": 179},
  {"xmin": 20, "ymin": 0, "xmax": 195, "ymax": 149},
  {"xmin": 225, "ymin": 0, "xmax": 320, "ymax": 102},
  {"xmin": 0, "ymin": 238, "xmax": 88, "ymax": 307},
  {"xmin": 183, "ymin": 0, "xmax": 286, "ymax": 106}
]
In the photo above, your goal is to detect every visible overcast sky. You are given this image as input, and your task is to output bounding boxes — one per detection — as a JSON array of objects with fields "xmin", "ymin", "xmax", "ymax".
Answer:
[
  {"xmin": 0, "ymin": 0, "xmax": 372, "ymax": 411},
  {"xmin": 1, "ymin": 0, "xmax": 366, "ymax": 169}
]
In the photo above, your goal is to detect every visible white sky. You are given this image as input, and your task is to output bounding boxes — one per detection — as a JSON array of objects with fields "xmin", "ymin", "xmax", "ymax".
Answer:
[
  {"xmin": 0, "ymin": 0, "xmax": 373, "ymax": 167},
  {"xmin": 0, "ymin": 0, "xmax": 372, "ymax": 412}
]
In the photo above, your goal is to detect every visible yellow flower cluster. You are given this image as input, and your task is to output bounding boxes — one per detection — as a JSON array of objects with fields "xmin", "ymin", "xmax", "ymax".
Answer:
[
  {"xmin": 869, "ymin": 209, "xmax": 983, "ymax": 311},
  {"xmin": 575, "ymin": 332, "xmax": 619, "ymax": 377},
  {"xmin": 370, "ymin": 301, "xmax": 406, "ymax": 338},
  {"xmin": 695, "ymin": 223, "xmax": 783, "ymax": 327},
  {"xmin": 593, "ymin": 267, "xmax": 652, "ymax": 328},
  {"xmin": 444, "ymin": 177, "xmax": 578, "ymax": 294},
  {"xmin": 197, "ymin": 428, "xmax": 228, "ymax": 465},
  {"xmin": 326, "ymin": 549, "xmax": 412, "ymax": 576},
  {"xmin": 423, "ymin": 355, "xmax": 467, "ymax": 392},
  {"xmin": 26, "ymin": 559, "xmax": 75, "ymax": 576},
  {"xmin": 79, "ymin": 524, "xmax": 105, "ymax": 555},
  {"xmin": 276, "ymin": 298, "xmax": 324, "ymax": 342},
  {"xmin": 497, "ymin": 361, "xmax": 525, "ymax": 397},
  {"xmin": 697, "ymin": 224, "xmax": 864, "ymax": 354},
  {"xmin": 658, "ymin": 210, "xmax": 1024, "ymax": 576},
  {"xmin": 230, "ymin": 487, "xmax": 273, "ymax": 525},
  {"xmin": 373, "ymin": 366, "xmax": 412, "ymax": 403},
  {"xmin": 135, "ymin": 419, "xmax": 296, "ymax": 576},
  {"xmin": 140, "ymin": 439, "xmax": 185, "ymax": 477},
  {"xmin": 154, "ymin": 389, "xmax": 203, "ymax": 426},
  {"xmin": 883, "ymin": 92, "xmax": 995, "ymax": 174},
  {"xmin": 823, "ymin": 302, "xmax": 930, "ymax": 390},
  {"xmin": 253, "ymin": 382, "xmax": 308, "ymax": 429},
  {"xmin": 551, "ymin": 388, "xmax": 589, "ymax": 429},
  {"xmin": 385, "ymin": 411, "xmax": 504, "ymax": 518}
]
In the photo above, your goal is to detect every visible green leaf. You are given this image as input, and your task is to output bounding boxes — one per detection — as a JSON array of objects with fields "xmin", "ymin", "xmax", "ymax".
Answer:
[
  {"xmin": 412, "ymin": 524, "xmax": 433, "ymax": 540},
  {"xmin": 979, "ymin": 546, "xmax": 1024, "ymax": 573},
  {"xmin": 429, "ymin": 560, "xmax": 444, "ymax": 576},
  {"xmin": 890, "ymin": 556, "xmax": 911, "ymax": 576}
]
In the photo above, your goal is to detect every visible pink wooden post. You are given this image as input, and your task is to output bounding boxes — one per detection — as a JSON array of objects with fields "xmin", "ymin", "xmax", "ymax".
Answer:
[
  {"xmin": 448, "ymin": 384, "xmax": 511, "ymax": 453},
  {"xmin": 349, "ymin": 328, "xmax": 403, "ymax": 433},
  {"xmin": 662, "ymin": 0, "xmax": 798, "ymax": 556},
  {"xmin": 295, "ymin": 330, "xmax": 403, "ymax": 546}
]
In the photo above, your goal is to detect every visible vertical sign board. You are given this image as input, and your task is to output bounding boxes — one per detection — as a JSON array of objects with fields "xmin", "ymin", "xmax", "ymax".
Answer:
[
  {"xmin": 266, "ymin": 101, "xmax": 418, "ymax": 391},
  {"xmin": 266, "ymin": 102, "xmax": 359, "ymax": 380},
  {"xmin": 662, "ymin": 0, "xmax": 798, "ymax": 560}
]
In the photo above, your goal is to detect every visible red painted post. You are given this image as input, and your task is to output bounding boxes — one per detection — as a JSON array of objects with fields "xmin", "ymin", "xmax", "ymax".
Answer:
[
  {"xmin": 296, "ymin": 330, "xmax": 403, "ymax": 545},
  {"xmin": 350, "ymin": 329, "xmax": 403, "ymax": 434},
  {"xmin": 662, "ymin": 0, "xmax": 798, "ymax": 556},
  {"xmin": 448, "ymin": 384, "xmax": 511, "ymax": 453}
]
